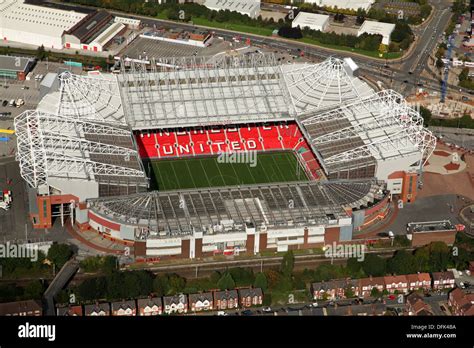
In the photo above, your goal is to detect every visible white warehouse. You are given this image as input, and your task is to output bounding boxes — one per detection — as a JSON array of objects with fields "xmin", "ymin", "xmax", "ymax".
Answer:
[
  {"xmin": 298, "ymin": 0, "xmax": 375, "ymax": 12},
  {"xmin": 292, "ymin": 12, "xmax": 330, "ymax": 32},
  {"xmin": 204, "ymin": 0, "xmax": 261, "ymax": 19},
  {"xmin": 357, "ymin": 20, "xmax": 395, "ymax": 45},
  {"xmin": 0, "ymin": 0, "xmax": 86, "ymax": 49}
]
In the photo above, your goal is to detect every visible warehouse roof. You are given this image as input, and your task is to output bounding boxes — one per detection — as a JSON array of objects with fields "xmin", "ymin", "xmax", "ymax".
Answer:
[
  {"xmin": 0, "ymin": 55, "xmax": 34, "ymax": 72},
  {"xmin": 292, "ymin": 12, "xmax": 330, "ymax": 30},
  {"xmin": 204, "ymin": 0, "xmax": 260, "ymax": 16},
  {"xmin": 315, "ymin": 0, "xmax": 375, "ymax": 12},
  {"xmin": 0, "ymin": 0, "xmax": 86, "ymax": 36},
  {"xmin": 64, "ymin": 10, "xmax": 112, "ymax": 43},
  {"xmin": 357, "ymin": 20, "xmax": 396, "ymax": 45}
]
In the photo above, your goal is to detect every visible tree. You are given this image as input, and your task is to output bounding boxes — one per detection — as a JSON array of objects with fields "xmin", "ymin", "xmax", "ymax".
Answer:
[
  {"xmin": 253, "ymin": 272, "xmax": 268, "ymax": 291},
  {"xmin": 167, "ymin": 274, "xmax": 186, "ymax": 294},
  {"xmin": 429, "ymin": 242, "xmax": 450, "ymax": 272},
  {"xmin": 280, "ymin": 250, "xmax": 295, "ymax": 277},
  {"xmin": 153, "ymin": 275, "xmax": 169, "ymax": 297},
  {"xmin": 102, "ymin": 256, "xmax": 117, "ymax": 275},
  {"xmin": 217, "ymin": 273, "xmax": 235, "ymax": 290},
  {"xmin": 344, "ymin": 287, "xmax": 355, "ymax": 298},
  {"xmin": 24, "ymin": 280, "xmax": 43, "ymax": 300},
  {"xmin": 370, "ymin": 287, "xmax": 380, "ymax": 297},
  {"xmin": 36, "ymin": 45, "xmax": 47, "ymax": 60},
  {"xmin": 387, "ymin": 250, "xmax": 416, "ymax": 275},
  {"xmin": 414, "ymin": 246, "xmax": 430, "ymax": 272},
  {"xmin": 362, "ymin": 254, "xmax": 386, "ymax": 277},
  {"xmin": 47, "ymin": 244, "xmax": 73, "ymax": 269}
]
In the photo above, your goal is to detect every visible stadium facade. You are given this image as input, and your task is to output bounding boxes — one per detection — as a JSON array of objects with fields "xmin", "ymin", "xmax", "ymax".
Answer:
[{"xmin": 15, "ymin": 55, "xmax": 436, "ymax": 258}]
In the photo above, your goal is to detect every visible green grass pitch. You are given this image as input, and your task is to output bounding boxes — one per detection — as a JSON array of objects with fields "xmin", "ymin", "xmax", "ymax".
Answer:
[{"xmin": 148, "ymin": 151, "xmax": 308, "ymax": 191}]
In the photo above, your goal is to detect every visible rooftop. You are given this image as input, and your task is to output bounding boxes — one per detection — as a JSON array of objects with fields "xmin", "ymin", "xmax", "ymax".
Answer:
[
  {"xmin": 0, "ymin": 55, "xmax": 34, "ymax": 72},
  {"xmin": 87, "ymin": 179, "xmax": 384, "ymax": 238},
  {"xmin": 0, "ymin": 0, "xmax": 86, "ymax": 37},
  {"xmin": 292, "ymin": 11, "xmax": 330, "ymax": 29}
]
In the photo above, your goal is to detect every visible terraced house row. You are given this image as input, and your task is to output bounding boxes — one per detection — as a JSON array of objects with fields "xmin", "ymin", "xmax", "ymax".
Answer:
[
  {"xmin": 311, "ymin": 271, "xmax": 456, "ymax": 300},
  {"xmin": 56, "ymin": 288, "xmax": 263, "ymax": 316}
]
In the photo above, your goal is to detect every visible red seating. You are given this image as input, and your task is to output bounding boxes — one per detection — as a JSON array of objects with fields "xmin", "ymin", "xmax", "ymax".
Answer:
[
  {"xmin": 191, "ymin": 128, "xmax": 211, "ymax": 156},
  {"xmin": 239, "ymin": 124, "xmax": 262, "ymax": 151},
  {"xmin": 259, "ymin": 123, "xmax": 283, "ymax": 150},
  {"xmin": 225, "ymin": 126, "xmax": 245, "ymax": 152},
  {"xmin": 135, "ymin": 122, "xmax": 322, "ymax": 181}
]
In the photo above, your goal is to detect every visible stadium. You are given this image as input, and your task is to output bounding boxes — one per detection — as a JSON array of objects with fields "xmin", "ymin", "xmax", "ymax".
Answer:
[{"xmin": 14, "ymin": 55, "xmax": 436, "ymax": 258}]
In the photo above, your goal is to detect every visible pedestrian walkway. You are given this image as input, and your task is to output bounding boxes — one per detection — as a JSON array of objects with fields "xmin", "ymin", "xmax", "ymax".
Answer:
[{"xmin": 65, "ymin": 222, "xmax": 126, "ymax": 255}]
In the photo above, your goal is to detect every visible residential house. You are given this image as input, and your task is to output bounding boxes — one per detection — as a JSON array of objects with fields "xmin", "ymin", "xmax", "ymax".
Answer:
[
  {"xmin": 359, "ymin": 277, "xmax": 385, "ymax": 297},
  {"xmin": 384, "ymin": 275, "xmax": 408, "ymax": 294},
  {"xmin": 56, "ymin": 305, "xmax": 83, "ymax": 316},
  {"xmin": 111, "ymin": 300, "xmax": 136, "ymax": 316},
  {"xmin": 84, "ymin": 303, "xmax": 110, "ymax": 316},
  {"xmin": 311, "ymin": 281, "xmax": 333, "ymax": 300},
  {"xmin": 137, "ymin": 297, "xmax": 163, "ymax": 316},
  {"xmin": 448, "ymin": 288, "xmax": 474, "ymax": 316},
  {"xmin": 188, "ymin": 292, "xmax": 213, "ymax": 312},
  {"xmin": 406, "ymin": 273, "xmax": 431, "ymax": 291},
  {"xmin": 312, "ymin": 279, "xmax": 359, "ymax": 300},
  {"xmin": 432, "ymin": 271, "xmax": 456, "ymax": 290},
  {"xmin": 214, "ymin": 290, "xmax": 238, "ymax": 310},
  {"xmin": 405, "ymin": 293, "xmax": 434, "ymax": 316},
  {"xmin": 238, "ymin": 288, "xmax": 263, "ymax": 307},
  {"xmin": 0, "ymin": 300, "xmax": 42, "ymax": 316},
  {"xmin": 163, "ymin": 295, "xmax": 188, "ymax": 314}
]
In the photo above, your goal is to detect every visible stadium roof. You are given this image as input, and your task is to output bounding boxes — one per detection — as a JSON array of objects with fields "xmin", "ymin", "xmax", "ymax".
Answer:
[
  {"xmin": 118, "ymin": 54, "xmax": 292, "ymax": 129},
  {"xmin": 114, "ymin": 55, "xmax": 371, "ymax": 129},
  {"xmin": 87, "ymin": 179, "xmax": 385, "ymax": 238},
  {"xmin": 14, "ymin": 110, "xmax": 147, "ymax": 193},
  {"xmin": 297, "ymin": 90, "xmax": 436, "ymax": 176},
  {"xmin": 57, "ymin": 71, "xmax": 125, "ymax": 126},
  {"xmin": 282, "ymin": 57, "xmax": 373, "ymax": 113}
]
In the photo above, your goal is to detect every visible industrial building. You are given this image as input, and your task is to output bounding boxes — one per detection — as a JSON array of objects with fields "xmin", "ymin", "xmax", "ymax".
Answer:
[
  {"xmin": 15, "ymin": 55, "xmax": 436, "ymax": 258},
  {"xmin": 0, "ymin": 0, "xmax": 87, "ymax": 49},
  {"xmin": 62, "ymin": 10, "xmax": 126, "ymax": 52},
  {"xmin": 0, "ymin": 1, "xmax": 132, "ymax": 51},
  {"xmin": 292, "ymin": 12, "xmax": 330, "ymax": 32},
  {"xmin": 357, "ymin": 20, "xmax": 396, "ymax": 45},
  {"xmin": 301, "ymin": 0, "xmax": 375, "ymax": 12},
  {"xmin": 204, "ymin": 0, "xmax": 261, "ymax": 19},
  {"xmin": 0, "ymin": 55, "xmax": 35, "ymax": 80}
]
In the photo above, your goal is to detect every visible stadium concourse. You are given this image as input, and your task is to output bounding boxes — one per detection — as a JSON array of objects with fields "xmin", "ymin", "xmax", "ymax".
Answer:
[{"xmin": 14, "ymin": 55, "xmax": 436, "ymax": 259}]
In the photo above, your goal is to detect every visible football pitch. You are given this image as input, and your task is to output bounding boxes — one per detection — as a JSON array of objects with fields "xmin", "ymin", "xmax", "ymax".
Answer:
[{"xmin": 148, "ymin": 151, "xmax": 308, "ymax": 191}]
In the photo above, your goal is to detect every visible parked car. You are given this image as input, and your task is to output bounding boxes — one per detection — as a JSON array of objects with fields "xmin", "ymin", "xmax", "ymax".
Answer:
[
  {"xmin": 217, "ymin": 311, "xmax": 228, "ymax": 316},
  {"xmin": 2, "ymin": 100, "xmax": 7, "ymax": 107},
  {"xmin": 262, "ymin": 307, "xmax": 272, "ymax": 312}
]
